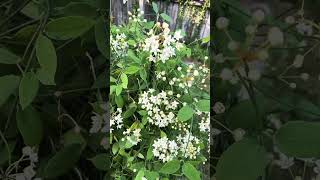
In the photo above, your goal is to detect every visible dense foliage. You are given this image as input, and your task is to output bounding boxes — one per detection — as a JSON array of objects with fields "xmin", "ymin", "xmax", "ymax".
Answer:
[
  {"xmin": 213, "ymin": 0, "xmax": 320, "ymax": 180},
  {"xmin": 0, "ymin": 0, "xmax": 109, "ymax": 179},
  {"xmin": 109, "ymin": 2, "xmax": 210, "ymax": 180}
]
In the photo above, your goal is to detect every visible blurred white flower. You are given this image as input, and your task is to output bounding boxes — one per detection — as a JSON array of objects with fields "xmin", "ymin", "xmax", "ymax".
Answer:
[
  {"xmin": 268, "ymin": 27, "xmax": 284, "ymax": 46},
  {"xmin": 216, "ymin": 17, "xmax": 229, "ymax": 30}
]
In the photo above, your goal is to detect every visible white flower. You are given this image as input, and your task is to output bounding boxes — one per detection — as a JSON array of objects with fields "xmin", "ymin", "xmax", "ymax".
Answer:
[
  {"xmin": 296, "ymin": 22, "xmax": 313, "ymax": 36},
  {"xmin": 252, "ymin": 9, "xmax": 265, "ymax": 23},
  {"xmin": 227, "ymin": 41, "xmax": 239, "ymax": 51},
  {"xmin": 214, "ymin": 53, "xmax": 225, "ymax": 63},
  {"xmin": 248, "ymin": 69, "xmax": 261, "ymax": 81},
  {"xmin": 300, "ymin": 73, "xmax": 309, "ymax": 81},
  {"xmin": 289, "ymin": 83, "xmax": 296, "ymax": 89},
  {"xmin": 257, "ymin": 50, "xmax": 269, "ymax": 61},
  {"xmin": 174, "ymin": 30, "xmax": 183, "ymax": 40},
  {"xmin": 233, "ymin": 128, "xmax": 246, "ymax": 141},
  {"xmin": 275, "ymin": 153, "xmax": 294, "ymax": 169},
  {"xmin": 293, "ymin": 54, "xmax": 304, "ymax": 68},
  {"xmin": 245, "ymin": 25, "xmax": 256, "ymax": 35},
  {"xmin": 213, "ymin": 102, "xmax": 225, "ymax": 114},
  {"xmin": 268, "ymin": 27, "xmax": 284, "ymax": 46},
  {"xmin": 220, "ymin": 68, "xmax": 233, "ymax": 81},
  {"xmin": 23, "ymin": 166, "xmax": 36, "ymax": 180},
  {"xmin": 216, "ymin": 17, "xmax": 229, "ymax": 30},
  {"xmin": 285, "ymin": 16, "xmax": 295, "ymax": 24}
]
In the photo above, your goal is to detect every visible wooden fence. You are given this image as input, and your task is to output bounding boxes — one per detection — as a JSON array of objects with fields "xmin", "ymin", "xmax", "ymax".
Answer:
[{"xmin": 111, "ymin": 0, "xmax": 210, "ymax": 41}]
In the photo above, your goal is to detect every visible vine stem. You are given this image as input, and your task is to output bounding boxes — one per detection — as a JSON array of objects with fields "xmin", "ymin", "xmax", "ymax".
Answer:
[
  {"xmin": 212, "ymin": 118, "xmax": 234, "ymax": 134},
  {"xmin": 0, "ymin": 130, "xmax": 11, "ymax": 165}
]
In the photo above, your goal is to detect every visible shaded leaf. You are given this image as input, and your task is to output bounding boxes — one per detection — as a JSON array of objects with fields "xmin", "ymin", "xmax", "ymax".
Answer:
[{"xmin": 19, "ymin": 72, "xmax": 39, "ymax": 109}]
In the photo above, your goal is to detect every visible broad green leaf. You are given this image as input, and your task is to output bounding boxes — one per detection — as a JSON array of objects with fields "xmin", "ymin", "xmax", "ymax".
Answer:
[
  {"xmin": 146, "ymin": 145, "xmax": 153, "ymax": 160},
  {"xmin": 128, "ymin": 40, "xmax": 136, "ymax": 46},
  {"xmin": 59, "ymin": 2, "xmax": 98, "ymax": 17},
  {"xmin": 160, "ymin": 13, "xmax": 172, "ymax": 23},
  {"xmin": 182, "ymin": 162, "xmax": 201, "ymax": 180},
  {"xmin": 0, "ymin": 75, "xmax": 20, "ymax": 106},
  {"xmin": 0, "ymin": 48, "xmax": 21, "ymax": 64},
  {"xmin": 152, "ymin": 2, "xmax": 159, "ymax": 13},
  {"xmin": 89, "ymin": 153, "xmax": 108, "ymax": 171},
  {"xmin": 35, "ymin": 34, "xmax": 57, "ymax": 85},
  {"xmin": 128, "ymin": 50, "xmax": 140, "ymax": 63},
  {"xmin": 139, "ymin": 69, "xmax": 147, "ymax": 83},
  {"xmin": 124, "ymin": 66, "xmax": 140, "ymax": 74},
  {"xmin": 112, "ymin": 143, "xmax": 119, "ymax": 155},
  {"xmin": 145, "ymin": 170, "xmax": 159, "ymax": 180},
  {"xmin": 216, "ymin": 138, "xmax": 268, "ymax": 180},
  {"xmin": 123, "ymin": 103, "xmax": 137, "ymax": 118},
  {"xmin": 45, "ymin": 16, "xmax": 95, "ymax": 40},
  {"xmin": 160, "ymin": 160, "xmax": 180, "ymax": 174},
  {"xmin": 63, "ymin": 129, "xmax": 86, "ymax": 149},
  {"xmin": 276, "ymin": 121, "xmax": 320, "ymax": 157},
  {"xmin": 115, "ymin": 95, "xmax": 124, "ymax": 108},
  {"xmin": 135, "ymin": 169, "xmax": 145, "ymax": 180},
  {"xmin": 116, "ymin": 85, "xmax": 122, "ymax": 96},
  {"xmin": 16, "ymin": 106, "xmax": 43, "ymax": 146},
  {"xmin": 195, "ymin": 100, "xmax": 210, "ymax": 112},
  {"xmin": 0, "ymin": 141, "xmax": 15, "ymax": 165},
  {"xmin": 95, "ymin": 17, "xmax": 109, "ymax": 58},
  {"xmin": 92, "ymin": 71, "xmax": 107, "ymax": 88},
  {"xmin": 44, "ymin": 144, "xmax": 82, "ymax": 178},
  {"xmin": 121, "ymin": 73, "xmax": 128, "ymax": 89},
  {"xmin": 19, "ymin": 72, "xmax": 39, "ymax": 109},
  {"xmin": 21, "ymin": 1, "xmax": 41, "ymax": 19},
  {"xmin": 226, "ymin": 100, "xmax": 262, "ymax": 130},
  {"xmin": 177, "ymin": 105, "xmax": 194, "ymax": 121}
]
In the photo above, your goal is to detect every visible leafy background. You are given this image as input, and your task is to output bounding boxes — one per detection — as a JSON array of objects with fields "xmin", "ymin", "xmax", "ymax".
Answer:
[{"xmin": 0, "ymin": 0, "xmax": 109, "ymax": 179}]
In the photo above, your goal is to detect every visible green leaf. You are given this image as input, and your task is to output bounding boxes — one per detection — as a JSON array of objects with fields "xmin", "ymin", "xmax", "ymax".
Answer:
[
  {"xmin": 19, "ymin": 72, "xmax": 39, "ymax": 109},
  {"xmin": 92, "ymin": 71, "xmax": 107, "ymax": 88},
  {"xmin": 216, "ymin": 139, "xmax": 268, "ymax": 180},
  {"xmin": 160, "ymin": 13, "xmax": 172, "ymax": 23},
  {"xmin": 45, "ymin": 16, "xmax": 95, "ymax": 40},
  {"xmin": 0, "ymin": 75, "xmax": 20, "ymax": 106},
  {"xmin": 35, "ymin": 34, "xmax": 57, "ymax": 85},
  {"xmin": 0, "ymin": 48, "xmax": 21, "ymax": 64},
  {"xmin": 44, "ymin": 144, "xmax": 82, "ymax": 178},
  {"xmin": 116, "ymin": 85, "xmax": 123, "ymax": 96},
  {"xmin": 145, "ymin": 170, "xmax": 159, "ymax": 180},
  {"xmin": 159, "ymin": 160, "xmax": 181, "ymax": 174},
  {"xmin": 201, "ymin": 36, "xmax": 210, "ymax": 43},
  {"xmin": 112, "ymin": 143, "xmax": 119, "ymax": 155},
  {"xmin": 128, "ymin": 50, "xmax": 140, "ymax": 63},
  {"xmin": 177, "ymin": 105, "xmax": 194, "ymax": 121},
  {"xmin": 139, "ymin": 69, "xmax": 147, "ymax": 83},
  {"xmin": 0, "ymin": 142, "xmax": 15, "ymax": 165},
  {"xmin": 121, "ymin": 73, "xmax": 128, "ymax": 89},
  {"xmin": 135, "ymin": 169, "xmax": 145, "ymax": 180},
  {"xmin": 226, "ymin": 100, "xmax": 262, "ymax": 130},
  {"xmin": 59, "ymin": 2, "xmax": 98, "ymax": 17},
  {"xmin": 276, "ymin": 121, "xmax": 320, "ymax": 158},
  {"xmin": 89, "ymin": 153, "xmax": 108, "ymax": 171},
  {"xmin": 152, "ymin": 2, "xmax": 159, "ymax": 13},
  {"xmin": 123, "ymin": 103, "xmax": 137, "ymax": 118},
  {"xmin": 182, "ymin": 162, "xmax": 201, "ymax": 180},
  {"xmin": 63, "ymin": 129, "xmax": 86, "ymax": 149},
  {"xmin": 146, "ymin": 145, "xmax": 153, "ymax": 160},
  {"xmin": 16, "ymin": 106, "xmax": 43, "ymax": 146},
  {"xmin": 95, "ymin": 17, "xmax": 109, "ymax": 58},
  {"xmin": 195, "ymin": 100, "xmax": 210, "ymax": 112},
  {"xmin": 124, "ymin": 66, "xmax": 140, "ymax": 74},
  {"xmin": 115, "ymin": 95, "xmax": 124, "ymax": 108}
]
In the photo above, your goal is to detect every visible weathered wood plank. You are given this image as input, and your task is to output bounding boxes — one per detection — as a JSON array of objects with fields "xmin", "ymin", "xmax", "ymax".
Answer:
[{"xmin": 111, "ymin": 0, "xmax": 210, "ymax": 40}]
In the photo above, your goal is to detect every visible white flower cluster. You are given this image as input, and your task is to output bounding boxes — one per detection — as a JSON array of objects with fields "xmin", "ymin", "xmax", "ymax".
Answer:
[
  {"xmin": 14, "ymin": 146, "xmax": 40, "ymax": 180},
  {"xmin": 110, "ymin": 108, "xmax": 123, "ymax": 133},
  {"xmin": 138, "ymin": 89, "xmax": 179, "ymax": 127},
  {"xmin": 122, "ymin": 128, "xmax": 142, "ymax": 146},
  {"xmin": 152, "ymin": 132, "xmax": 202, "ymax": 162},
  {"xmin": 128, "ymin": 9, "xmax": 147, "ymax": 23},
  {"xmin": 177, "ymin": 131, "xmax": 201, "ymax": 159},
  {"xmin": 90, "ymin": 103, "xmax": 109, "ymax": 133},
  {"xmin": 168, "ymin": 64, "xmax": 209, "ymax": 92},
  {"xmin": 152, "ymin": 137, "xmax": 179, "ymax": 162},
  {"xmin": 111, "ymin": 31, "xmax": 128, "ymax": 57},
  {"xmin": 142, "ymin": 22, "xmax": 183, "ymax": 63},
  {"xmin": 197, "ymin": 111, "xmax": 210, "ymax": 133}
]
